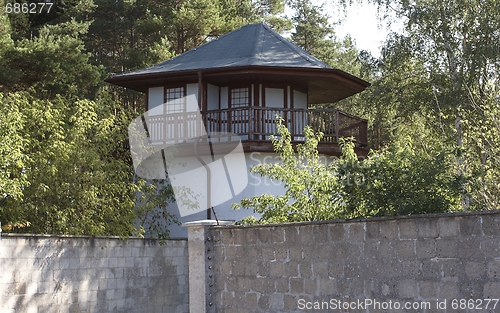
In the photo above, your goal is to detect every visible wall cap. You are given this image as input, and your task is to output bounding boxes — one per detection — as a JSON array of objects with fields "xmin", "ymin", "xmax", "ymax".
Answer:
[
  {"xmin": 210, "ymin": 209, "xmax": 500, "ymax": 230},
  {"xmin": 183, "ymin": 220, "xmax": 235, "ymax": 227},
  {"xmin": 0, "ymin": 233, "xmax": 187, "ymax": 241}
]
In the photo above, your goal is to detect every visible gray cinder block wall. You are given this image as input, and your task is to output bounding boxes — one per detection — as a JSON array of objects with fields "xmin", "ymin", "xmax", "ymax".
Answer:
[
  {"xmin": 199, "ymin": 211, "xmax": 500, "ymax": 313},
  {"xmin": 0, "ymin": 235, "xmax": 189, "ymax": 313},
  {"xmin": 3, "ymin": 211, "xmax": 500, "ymax": 313}
]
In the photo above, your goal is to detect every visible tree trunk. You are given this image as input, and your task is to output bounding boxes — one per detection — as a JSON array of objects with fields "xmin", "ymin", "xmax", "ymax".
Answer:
[{"xmin": 440, "ymin": 7, "xmax": 469, "ymax": 210}]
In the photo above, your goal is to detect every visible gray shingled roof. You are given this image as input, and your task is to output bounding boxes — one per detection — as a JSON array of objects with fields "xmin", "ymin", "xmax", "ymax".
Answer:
[{"xmin": 113, "ymin": 23, "xmax": 331, "ymax": 78}]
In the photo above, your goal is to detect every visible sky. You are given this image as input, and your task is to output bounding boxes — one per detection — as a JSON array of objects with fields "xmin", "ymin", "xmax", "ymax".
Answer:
[
  {"xmin": 328, "ymin": 1, "xmax": 389, "ymax": 56},
  {"xmin": 285, "ymin": 1, "xmax": 405, "ymax": 58}
]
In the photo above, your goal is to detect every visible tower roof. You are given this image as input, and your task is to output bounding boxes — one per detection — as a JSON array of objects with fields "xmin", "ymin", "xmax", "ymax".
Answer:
[
  {"xmin": 106, "ymin": 23, "xmax": 370, "ymax": 103},
  {"xmin": 117, "ymin": 23, "xmax": 331, "ymax": 76}
]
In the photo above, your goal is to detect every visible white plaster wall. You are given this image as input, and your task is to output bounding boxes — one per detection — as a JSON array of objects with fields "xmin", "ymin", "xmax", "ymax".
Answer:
[
  {"xmin": 186, "ymin": 83, "xmax": 198, "ymax": 112},
  {"xmin": 207, "ymin": 84, "xmax": 219, "ymax": 110},
  {"xmin": 147, "ymin": 86, "xmax": 164, "ymax": 115},
  {"xmin": 293, "ymin": 90, "xmax": 307, "ymax": 109},
  {"xmin": 220, "ymin": 87, "xmax": 228, "ymax": 109},
  {"xmin": 165, "ymin": 152, "xmax": 288, "ymax": 238},
  {"xmin": 265, "ymin": 88, "xmax": 284, "ymax": 108}
]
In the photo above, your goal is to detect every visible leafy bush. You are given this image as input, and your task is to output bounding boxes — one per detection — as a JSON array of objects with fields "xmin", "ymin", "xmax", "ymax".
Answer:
[
  {"xmin": 232, "ymin": 118, "xmax": 344, "ymax": 223},
  {"xmin": 338, "ymin": 138, "xmax": 462, "ymax": 218},
  {"xmin": 233, "ymin": 119, "xmax": 462, "ymax": 224}
]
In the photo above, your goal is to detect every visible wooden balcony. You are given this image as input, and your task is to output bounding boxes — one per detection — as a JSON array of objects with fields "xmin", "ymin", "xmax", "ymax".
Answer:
[{"xmin": 145, "ymin": 107, "xmax": 368, "ymax": 156}]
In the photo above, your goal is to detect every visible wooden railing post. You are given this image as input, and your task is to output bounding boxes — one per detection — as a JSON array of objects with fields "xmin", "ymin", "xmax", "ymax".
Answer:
[
  {"xmin": 248, "ymin": 107, "xmax": 254, "ymax": 140},
  {"xmin": 335, "ymin": 110, "xmax": 340, "ymax": 143}
]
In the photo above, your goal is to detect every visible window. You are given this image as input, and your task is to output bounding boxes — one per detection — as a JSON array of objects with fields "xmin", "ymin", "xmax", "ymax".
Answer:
[
  {"xmin": 230, "ymin": 87, "xmax": 249, "ymax": 107},
  {"xmin": 165, "ymin": 87, "xmax": 185, "ymax": 113}
]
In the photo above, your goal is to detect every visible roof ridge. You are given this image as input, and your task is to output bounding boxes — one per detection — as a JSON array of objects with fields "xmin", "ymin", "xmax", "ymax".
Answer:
[
  {"xmin": 155, "ymin": 23, "xmax": 255, "ymax": 68},
  {"xmin": 248, "ymin": 23, "xmax": 265, "ymax": 63},
  {"xmin": 260, "ymin": 23, "xmax": 331, "ymax": 69}
]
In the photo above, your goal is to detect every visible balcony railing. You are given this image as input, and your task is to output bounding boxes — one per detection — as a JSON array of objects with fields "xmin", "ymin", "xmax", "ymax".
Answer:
[{"xmin": 145, "ymin": 107, "xmax": 368, "ymax": 147}]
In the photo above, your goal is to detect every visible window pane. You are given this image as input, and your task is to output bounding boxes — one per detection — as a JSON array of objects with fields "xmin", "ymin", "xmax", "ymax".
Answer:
[
  {"xmin": 231, "ymin": 88, "xmax": 249, "ymax": 107},
  {"xmin": 165, "ymin": 87, "xmax": 185, "ymax": 113}
]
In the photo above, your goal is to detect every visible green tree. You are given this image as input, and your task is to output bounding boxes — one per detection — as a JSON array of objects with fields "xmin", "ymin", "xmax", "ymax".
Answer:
[
  {"xmin": 287, "ymin": 0, "xmax": 366, "ymax": 123},
  {"xmin": 86, "ymin": 0, "xmax": 289, "ymax": 71},
  {"xmin": 344, "ymin": 40, "xmax": 438, "ymax": 150},
  {"xmin": 232, "ymin": 118, "xmax": 345, "ymax": 224},
  {"xmin": 0, "ymin": 19, "xmax": 103, "ymax": 99},
  {"xmin": 461, "ymin": 88, "xmax": 500, "ymax": 210},
  {"xmin": 288, "ymin": 0, "xmax": 361, "ymax": 75},
  {"xmin": 233, "ymin": 121, "xmax": 462, "ymax": 224},
  {"xmin": 85, "ymin": 0, "xmax": 173, "ymax": 73},
  {"xmin": 5, "ymin": 0, "xmax": 96, "ymax": 41},
  {"xmin": 0, "ymin": 91, "xmax": 181, "ymax": 236},
  {"xmin": 0, "ymin": 94, "xmax": 28, "ymax": 209},
  {"xmin": 288, "ymin": 0, "xmax": 333, "ymax": 57},
  {"xmin": 338, "ymin": 0, "xmax": 500, "ymax": 209},
  {"xmin": 0, "ymin": 92, "xmax": 134, "ymax": 235},
  {"xmin": 220, "ymin": 0, "xmax": 291, "ymax": 33},
  {"xmin": 0, "ymin": 0, "xmax": 14, "ymax": 91},
  {"xmin": 338, "ymin": 137, "xmax": 462, "ymax": 218}
]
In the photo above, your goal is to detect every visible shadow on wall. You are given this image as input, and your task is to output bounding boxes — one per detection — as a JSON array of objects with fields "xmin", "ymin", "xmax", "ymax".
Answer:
[
  {"xmin": 0, "ymin": 234, "xmax": 189, "ymax": 313},
  {"xmin": 204, "ymin": 210, "xmax": 500, "ymax": 312}
]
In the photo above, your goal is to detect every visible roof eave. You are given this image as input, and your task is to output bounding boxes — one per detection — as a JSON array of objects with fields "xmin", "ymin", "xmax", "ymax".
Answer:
[{"xmin": 105, "ymin": 65, "xmax": 370, "ymax": 95}]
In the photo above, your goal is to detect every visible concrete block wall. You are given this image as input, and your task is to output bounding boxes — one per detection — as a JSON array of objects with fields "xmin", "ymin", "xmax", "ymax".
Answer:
[
  {"xmin": 210, "ymin": 211, "xmax": 500, "ymax": 313},
  {"xmin": 0, "ymin": 235, "xmax": 189, "ymax": 313}
]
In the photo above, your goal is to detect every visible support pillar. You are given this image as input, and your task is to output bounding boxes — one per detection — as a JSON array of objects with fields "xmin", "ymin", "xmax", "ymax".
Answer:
[{"xmin": 183, "ymin": 220, "xmax": 233, "ymax": 313}]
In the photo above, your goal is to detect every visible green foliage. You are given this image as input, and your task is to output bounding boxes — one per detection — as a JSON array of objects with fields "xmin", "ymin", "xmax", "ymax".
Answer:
[
  {"xmin": 86, "ymin": 0, "xmax": 289, "ymax": 74},
  {"xmin": 338, "ymin": 138, "xmax": 462, "ymax": 218},
  {"xmin": 331, "ymin": 0, "xmax": 500, "ymax": 210},
  {"xmin": 233, "ymin": 121, "xmax": 462, "ymax": 224},
  {"xmin": 0, "ymin": 0, "xmax": 292, "ymax": 237},
  {"xmin": 220, "ymin": 0, "xmax": 291, "ymax": 33},
  {"xmin": 86, "ymin": 0, "xmax": 174, "ymax": 72},
  {"xmin": 288, "ymin": 0, "xmax": 361, "ymax": 76},
  {"xmin": 0, "ymin": 91, "xmax": 180, "ymax": 236},
  {"xmin": 0, "ymin": 92, "xmax": 134, "ymax": 235},
  {"xmin": 5, "ymin": 0, "xmax": 96, "ymax": 41},
  {"xmin": 288, "ymin": 0, "xmax": 333, "ymax": 54},
  {"xmin": 0, "ymin": 0, "xmax": 12, "ymax": 47},
  {"xmin": 0, "ymin": 93, "xmax": 28, "ymax": 203},
  {"xmin": 0, "ymin": 20, "xmax": 103, "ymax": 98},
  {"xmin": 135, "ymin": 178, "xmax": 180, "ymax": 241},
  {"xmin": 232, "ymin": 118, "xmax": 344, "ymax": 223},
  {"xmin": 461, "ymin": 88, "xmax": 500, "ymax": 210}
]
